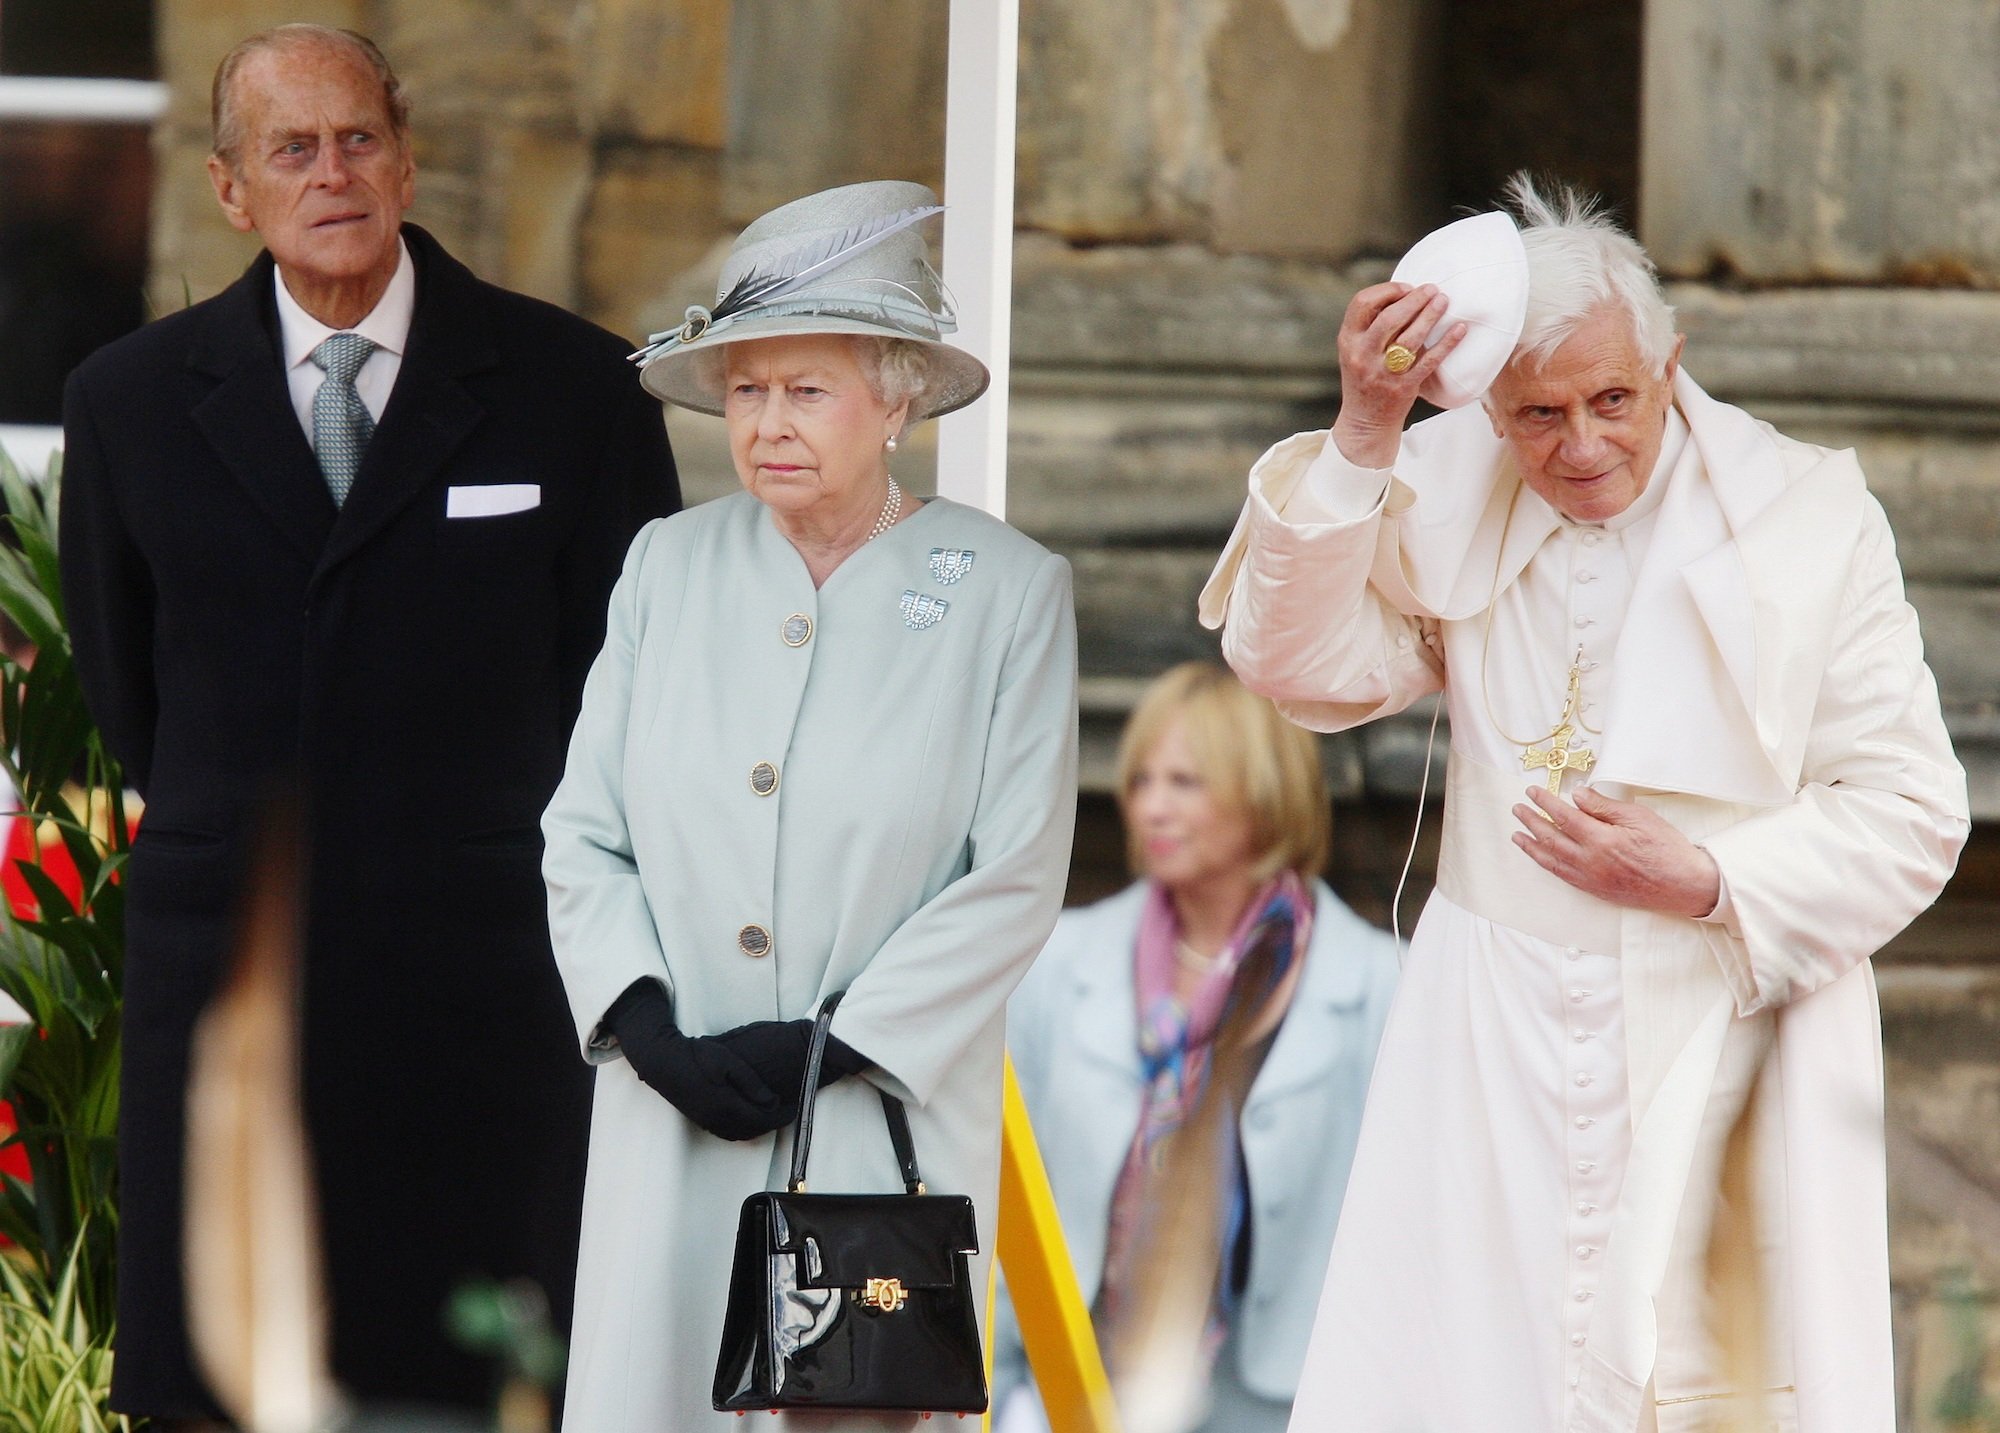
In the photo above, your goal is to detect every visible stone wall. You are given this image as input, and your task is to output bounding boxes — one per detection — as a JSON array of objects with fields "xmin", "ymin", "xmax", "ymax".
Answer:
[{"xmin": 152, "ymin": 0, "xmax": 2000, "ymax": 1419}]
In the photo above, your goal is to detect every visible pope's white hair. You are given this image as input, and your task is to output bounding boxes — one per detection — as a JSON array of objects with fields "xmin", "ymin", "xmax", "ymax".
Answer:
[{"xmin": 1505, "ymin": 173, "xmax": 1677, "ymax": 376}]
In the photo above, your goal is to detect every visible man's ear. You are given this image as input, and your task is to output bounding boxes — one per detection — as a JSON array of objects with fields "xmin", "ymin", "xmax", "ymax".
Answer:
[
  {"xmin": 1662, "ymin": 332, "xmax": 1687, "ymax": 386},
  {"xmin": 1483, "ymin": 398, "xmax": 1505, "ymax": 441},
  {"xmin": 207, "ymin": 154, "xmax": 257, "ymax": 235},
  {"xmin": 395, "ymin": 139, "xmax": 416, "ymax": 214}
]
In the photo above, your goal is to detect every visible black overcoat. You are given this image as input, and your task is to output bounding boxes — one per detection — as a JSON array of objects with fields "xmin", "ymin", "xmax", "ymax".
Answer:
[{"xmin": 58, "ymin": 224, "xmax": 679, "ymax": 1418}]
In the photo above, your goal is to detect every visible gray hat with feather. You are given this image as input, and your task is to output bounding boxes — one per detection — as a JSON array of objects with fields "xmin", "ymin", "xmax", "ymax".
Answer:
[{"xmin": 633, "ymin": 180, "xmax": 990, "ymax": 421}]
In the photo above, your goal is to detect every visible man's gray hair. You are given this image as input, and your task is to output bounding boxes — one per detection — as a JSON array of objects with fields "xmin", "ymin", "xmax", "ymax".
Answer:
[
  {"xmin": 211, "ymin": 25, "xmax": 410, "ymax": 166},
  {"xmin": 1504, "ymin": 173, "xmax": 1677, "ymax": 376}
]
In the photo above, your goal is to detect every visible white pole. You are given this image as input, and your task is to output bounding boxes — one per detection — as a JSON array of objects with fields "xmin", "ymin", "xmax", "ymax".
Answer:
[
  {"xmin": 0, "ymin": 77, "xmax": 169, "ymax": 121},
  {"xmin": 936, "ymin": 0, "xmax": 1020, "ymax": 519}
]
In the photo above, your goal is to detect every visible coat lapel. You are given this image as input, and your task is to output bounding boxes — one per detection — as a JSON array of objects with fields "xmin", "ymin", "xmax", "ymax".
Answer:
[
  {"xmin": 187, "ymin": 255, "xmax": 338, "ymax": 565},
  {"xmin": 314, "ymin": 227, "xmax": 497, "ymax": 584},
  {"xmin": 1062, "ymin": 900, "xmax": 1144, "ymax": 1084},
  {"xmin": 1703, "ymin": 445, "xmax": 1867, "ymax": 791},
  {"xmin": 1244, "ymin": 886, "xmax": 1374, "ymax": 1102}
]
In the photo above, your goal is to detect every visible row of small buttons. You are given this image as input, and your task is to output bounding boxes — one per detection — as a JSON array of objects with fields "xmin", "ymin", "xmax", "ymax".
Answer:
[
  {"xmin": 1561, "ymin": 523, "xmax": 1625, "ymax": 729},
  {"xmin": 737, "ymin": 614, "xmax": 814, "ymax": 957},
  {"xmin": 1562, "ymin": 944, "xmax": 1620, "ymax": 1399}
]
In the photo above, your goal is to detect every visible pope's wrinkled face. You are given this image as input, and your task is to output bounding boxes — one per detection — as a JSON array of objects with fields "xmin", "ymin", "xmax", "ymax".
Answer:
[
  {"xmin": 724, "ymin": 335, "xmax": 909, "ymax": 521},
  {"xmin": 1486, "ymin": 306, "xmax": 1685, "ymax": 524},
  {"xmin": 207, "ymin": 43, "xmax": 414, "ymax": 300}
]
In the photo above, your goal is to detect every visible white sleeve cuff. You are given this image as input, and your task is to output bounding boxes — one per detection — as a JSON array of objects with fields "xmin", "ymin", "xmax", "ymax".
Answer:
[
  {"xmin": 1695, "ymin": 856, "xmax": 1744, "ymax": 939},
  {"xmin": 1283, "ymin": 433, "xmax": 1393, "ymax": 523}
]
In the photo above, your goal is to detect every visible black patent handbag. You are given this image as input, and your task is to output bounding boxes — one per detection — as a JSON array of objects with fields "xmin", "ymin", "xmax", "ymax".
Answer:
[{"xmin": 711, "ymin": 991, "xmax": 989, "ymax": 1415}]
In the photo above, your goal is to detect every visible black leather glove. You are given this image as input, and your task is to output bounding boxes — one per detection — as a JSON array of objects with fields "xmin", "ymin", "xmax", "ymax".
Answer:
[
  {"xmin": 712, "ymin": 1018, "xmax": 872, "ymax": 1115},
  {"xmin": 601, "ymin": 981, "xmax": 783, "ymax": 1142}
]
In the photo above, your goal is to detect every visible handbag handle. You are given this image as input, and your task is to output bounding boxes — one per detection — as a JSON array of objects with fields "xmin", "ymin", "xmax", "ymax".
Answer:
[{"xmin": 787, "ymin": 991, "xmax": 925, "ymax": 1197}]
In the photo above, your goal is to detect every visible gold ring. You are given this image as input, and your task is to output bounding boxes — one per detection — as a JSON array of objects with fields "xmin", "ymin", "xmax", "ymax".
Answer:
[{"xmin": 1383, "ymin": 344, "xmax": 1417, "ymax": 375}]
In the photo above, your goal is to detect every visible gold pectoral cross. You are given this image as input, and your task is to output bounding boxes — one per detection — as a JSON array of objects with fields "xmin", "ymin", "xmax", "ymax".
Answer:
[{"xmin": 1521, "ymin": 657, "xmax": 1596, "ymax": 797}]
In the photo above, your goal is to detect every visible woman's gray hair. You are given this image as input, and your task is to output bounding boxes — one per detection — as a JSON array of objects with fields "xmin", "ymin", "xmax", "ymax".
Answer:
[
  {"xmin": 851, "ymin": 337, "xmax": 935, "ymax": 422},
  {"xmin": 211, "ymin": 25, "xmax": 410, "ymax": 166},
  {"xmin": 699, "ymin": 336, "xmax": 938, "ymax": 424},
  {"xmin": 1503, "ymin": 172, "xmax": 1677, "ymax": 376}
]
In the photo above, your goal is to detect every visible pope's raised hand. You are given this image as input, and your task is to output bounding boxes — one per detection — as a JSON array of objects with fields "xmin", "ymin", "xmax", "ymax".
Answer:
[
  {"xmin": 1510, "ymin": 784, "xmax": 1722, "ymax": 919},
  {"xmin": 1331, "ymin": 282, "xmax": 1468, "ymax": 469}
]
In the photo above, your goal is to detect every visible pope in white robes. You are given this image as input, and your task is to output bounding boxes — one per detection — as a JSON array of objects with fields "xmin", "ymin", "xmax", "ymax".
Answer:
[{"xmin": 1199, "ymin": 178, "xmax": 1968, "ymax": 1432}]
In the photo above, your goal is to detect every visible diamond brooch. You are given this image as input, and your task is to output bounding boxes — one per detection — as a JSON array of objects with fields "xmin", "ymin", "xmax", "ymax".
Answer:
[
  {"xmin": 929, "ymin": 548, "xmax": 975, "ymax": 585},
  {"xmin": 899, "ymin": 590, "xmax": 949, "ymax": 630}
]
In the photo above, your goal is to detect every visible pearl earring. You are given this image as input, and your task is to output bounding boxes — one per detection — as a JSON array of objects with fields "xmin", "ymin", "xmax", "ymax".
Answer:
[{"xmin": 885, "ymin": 434, "xmax": 899, "ymax": 453}]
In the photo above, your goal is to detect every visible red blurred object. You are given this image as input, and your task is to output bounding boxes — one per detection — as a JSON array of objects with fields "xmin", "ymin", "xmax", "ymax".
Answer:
[
  {"xmin": 3, "ymin": 811, "xmax": 86, "ymax": 914},
  {"xmin": 0, "ymin": 812, "xmax": 98, "ymax": 1185}
]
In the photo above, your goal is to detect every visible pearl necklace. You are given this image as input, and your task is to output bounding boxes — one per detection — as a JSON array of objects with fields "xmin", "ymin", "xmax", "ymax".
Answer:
[{"xmin": 866, "ymin": 477, "xmax": 904, "ymax": 543}]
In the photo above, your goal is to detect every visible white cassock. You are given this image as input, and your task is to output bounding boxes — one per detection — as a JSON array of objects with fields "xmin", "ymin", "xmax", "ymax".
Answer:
[{"xmin": 1199, "ymin": 370, "xmax": 1969, "ymax": 1433}]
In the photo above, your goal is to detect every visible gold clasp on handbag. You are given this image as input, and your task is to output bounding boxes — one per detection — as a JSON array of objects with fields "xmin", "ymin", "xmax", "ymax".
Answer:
[{"xmin": 859, "ymin": 1277, "xmax": 908, "ymax": 1313}]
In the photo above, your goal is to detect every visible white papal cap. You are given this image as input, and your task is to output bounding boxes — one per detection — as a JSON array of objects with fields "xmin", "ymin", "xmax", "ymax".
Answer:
[{"xmin": 1389, "ymin": 211, "xmax": 1528, "ymax": 410}]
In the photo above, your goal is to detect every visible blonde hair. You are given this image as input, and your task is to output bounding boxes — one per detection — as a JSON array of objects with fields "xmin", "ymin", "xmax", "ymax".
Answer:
[{"xmin": 1115, "ymin": 663, "xmax": 1330, "ymax": 885}]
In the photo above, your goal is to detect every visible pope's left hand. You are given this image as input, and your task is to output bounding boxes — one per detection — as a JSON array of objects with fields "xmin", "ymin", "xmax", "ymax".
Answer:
[{"xmin": 1511, "ymin": 784, "xmax": 1721, "ymax": 919}]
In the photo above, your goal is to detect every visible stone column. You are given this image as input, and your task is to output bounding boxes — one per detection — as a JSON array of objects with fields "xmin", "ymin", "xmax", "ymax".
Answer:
[
  {"xmin": 1016, "ymin": 0, "xmax": 1438, "ymax": 257},
  {"xmin": 571, "ymin": 0, "xmax": 732, "ymax": 337},
  {"xmin": 1642, "ymin": 0, "xmax": 2000, "ymax": 283},
  {"xmin": 721, "ymin": 0, "xmax": 948, "ymax": 224}
]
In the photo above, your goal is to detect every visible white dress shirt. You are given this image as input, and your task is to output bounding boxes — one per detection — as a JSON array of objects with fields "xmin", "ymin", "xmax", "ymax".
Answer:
[{"xmin": 274, "ymin": 238, "xmax": 416, "ymax": 439}]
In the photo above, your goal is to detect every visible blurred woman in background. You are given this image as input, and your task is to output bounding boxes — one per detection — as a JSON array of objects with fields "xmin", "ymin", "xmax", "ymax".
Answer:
[{"xmin": 996, "ymin": 662, "xmax": 1398, "ymax": 1433}]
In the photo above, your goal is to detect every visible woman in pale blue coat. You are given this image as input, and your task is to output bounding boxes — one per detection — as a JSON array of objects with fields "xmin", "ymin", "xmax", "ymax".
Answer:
[
  {"xmin": 542, "ymin": 181, "xmax": 1078, "ymax": 1430},
  {"xmin": 993, "ymin": 664, "xmax": 1397, "ymax": 1433}
]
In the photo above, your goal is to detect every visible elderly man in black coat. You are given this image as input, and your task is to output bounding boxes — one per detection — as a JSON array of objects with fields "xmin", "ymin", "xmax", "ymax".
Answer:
[{"xmin": 58, "ymin": 24, "xmax": 679, "ymax": 1423}]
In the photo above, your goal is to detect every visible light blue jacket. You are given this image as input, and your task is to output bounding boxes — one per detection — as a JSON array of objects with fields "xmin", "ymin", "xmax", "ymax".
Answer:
[
  {"xmin": 996, "ymin": 878, "xmax": 1398, "ymax": 1408},
  {"xmin": 544, "ymin": 493, "xmax": 1079, "ymax": 1430}
]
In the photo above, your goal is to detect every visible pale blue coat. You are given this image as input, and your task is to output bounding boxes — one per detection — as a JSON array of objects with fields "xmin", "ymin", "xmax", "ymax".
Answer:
[
  {"xmin": 543, "ymin": 492, "xmax": 1078, "ymax": 1430},
  {"xmin": 993, "ymin": 879, "xmax": 1398, "ymax": 1430}
]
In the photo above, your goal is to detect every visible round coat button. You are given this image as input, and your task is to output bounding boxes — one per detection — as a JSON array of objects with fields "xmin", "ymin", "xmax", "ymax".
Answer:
[
  {"xmin": 782, "ymin": 613, "xmax": 813, "ymax": 647},
  {"xmin": 737, "ymin": 924, "xmax": 773, "ymax": 958},
  {"xmin": 749, "ymin": 761, "xmax": 779, "ymax": 796}
]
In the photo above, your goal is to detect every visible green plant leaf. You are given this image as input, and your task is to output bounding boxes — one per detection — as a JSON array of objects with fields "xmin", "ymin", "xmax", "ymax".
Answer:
[
  {"xmin": 0, "ymin": 446, "xmax": 126, "ymax": 1392},
  {"xmin": 10, "ymin": 865, "xmax": 79, "ymax": 931},
  {"xmin": 0, "ymin": 1026, "xmax": 33, "ymax": 1102}
]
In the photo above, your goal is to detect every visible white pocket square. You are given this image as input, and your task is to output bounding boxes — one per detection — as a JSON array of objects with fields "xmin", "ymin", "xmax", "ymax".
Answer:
[{"xmin": 446, "ymin": 484, "xmax": 541, "ymax": 518}]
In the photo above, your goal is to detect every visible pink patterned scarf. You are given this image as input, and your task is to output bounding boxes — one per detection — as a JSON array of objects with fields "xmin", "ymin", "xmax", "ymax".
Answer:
[{"xmin": 1096, "ymin": 870, "xmax": 1312, "ymax": 1380}]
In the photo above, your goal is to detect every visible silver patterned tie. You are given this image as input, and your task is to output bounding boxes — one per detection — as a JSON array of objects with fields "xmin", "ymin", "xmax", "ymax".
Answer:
[{"xmin": 309, "ymin": 332, "xmax": 378, "ymax": 506}]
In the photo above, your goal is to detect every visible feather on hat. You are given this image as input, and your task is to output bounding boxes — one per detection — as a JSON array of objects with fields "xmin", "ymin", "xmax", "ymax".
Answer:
[{"xmin": 634, "ymin": 180, "xmax": 990, "ymax": 421}]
